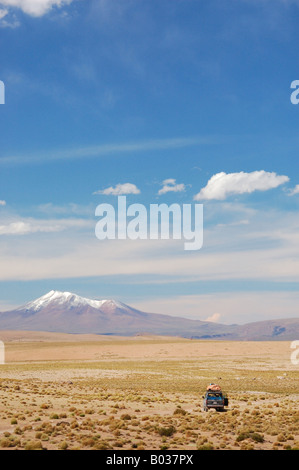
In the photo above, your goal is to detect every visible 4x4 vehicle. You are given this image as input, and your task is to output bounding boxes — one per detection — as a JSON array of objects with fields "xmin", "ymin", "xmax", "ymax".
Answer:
[{"xmin": 202, "ymin": 385, "xmax": 228, "ymax": 412}]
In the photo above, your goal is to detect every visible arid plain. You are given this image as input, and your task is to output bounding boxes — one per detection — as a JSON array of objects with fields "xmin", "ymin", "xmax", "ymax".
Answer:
[{"xmin": 0, "ymin": 332, "xmax": 298, "ymax": 450}]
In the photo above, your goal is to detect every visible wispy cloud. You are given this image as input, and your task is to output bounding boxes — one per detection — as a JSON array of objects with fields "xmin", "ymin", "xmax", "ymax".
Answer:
[
  {"xmin": 0, "ymin": 200, "xmax": 6, "ymax": 206},
  {"xmin": 0, "ymin": 217, "xmax": 90, "ymax": 236},
  {"xmin": 0, "ymin": 136, "xmax": 211, "ymax": 167},
  {"xmin": 158, "ymin": 178, "xmax": 186, "ymax": 195},
  {"xmin": 93, "ymin": 183, "xmax": 141, "ymax": 196},
  {"xmin": 0, "ymin": 221, "xmax": 60, "ymax": 235},
  {"xmin": 1, "ymin": 204, "xmax": 299, "ymax": 283},
  {"xmin": 288, "ymin": 184, "xmax": 299, "ymax": 196},
  {"xmin": 0, "ymin": 0, "xmax": 74, "ymax": 18},
  {"xmin": 194, "ymin": 170, "xmax": 289, "ymax": 201},
  {"xmin": 0, "ymin": 6, "xmax": 19, "ymax": 28},
  {"xmin": 0, "ymin": 7, "xmax": 7, "ymax": 18}
]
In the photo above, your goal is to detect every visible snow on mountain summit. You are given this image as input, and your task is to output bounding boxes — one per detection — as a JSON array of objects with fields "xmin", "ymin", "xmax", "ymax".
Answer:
[{"xmin": 21, "ymin": 290, "xmax": 127, "ymax": 312}]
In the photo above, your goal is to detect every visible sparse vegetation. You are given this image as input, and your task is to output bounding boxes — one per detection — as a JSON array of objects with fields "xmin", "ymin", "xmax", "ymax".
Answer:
[
  {"xmin": 0, "ymin": 338, "xmax": 297, "ymax": 450},
  {"xmin": 158, "ymin": 425, "xmax": 176, "ymax": 437},
  {"xmin": 236, "ymin": 431, "xmax": 264, "ymax": 443}
]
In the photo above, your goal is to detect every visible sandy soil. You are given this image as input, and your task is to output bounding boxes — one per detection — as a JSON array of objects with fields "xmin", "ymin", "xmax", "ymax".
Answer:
[
  {"xmin": 0, "ymin": 330, "xmax": 295, "ymax": 369},
  {"xmin": 0, "ymin": 332, "xmax": 298, "ymax": 450}
]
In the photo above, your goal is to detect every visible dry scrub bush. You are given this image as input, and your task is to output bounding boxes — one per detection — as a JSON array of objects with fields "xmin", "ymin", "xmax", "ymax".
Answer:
[{"xmin": 24, "ymin": 440, "xmax": 44, "ymax": 450}]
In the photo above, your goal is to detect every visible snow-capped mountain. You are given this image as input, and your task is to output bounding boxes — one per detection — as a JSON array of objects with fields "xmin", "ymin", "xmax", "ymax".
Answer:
[
  {"xmin": 20, "ymin": 290, "xmax": 129, "ymax": 313},
  {"xmin": 0, "ymin": 290, "xmax": 235, "ymax": 337},
  {"xmin": 0, "ymin": 291, "xmax": 298, "ymax": 339}
]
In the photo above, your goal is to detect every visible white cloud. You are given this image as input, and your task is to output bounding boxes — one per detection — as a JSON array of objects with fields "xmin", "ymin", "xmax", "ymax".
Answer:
[
  {"xmin": 288, "ymin": 184, "xmax": 299, "ymax": 196},
  {"xmin": 0, "ymin": 14, "xmax": 19, "ymax": 27},
  {"xmin": 0, "ymin": 200, "xmax": 6, "ymax": 206},
  {"xmin": 205, "ymin": 313, "xmax": 221, "ymax": 323},
  {"xmin": 0, "ymin": 221, "xmax": 56, "ymax": 235},
  {"xmin": 163, "ymin": 178, "xmax": 176, "ymax": 185},
  {"xmin": 93, "ymin": 183, "xmax": 141, "ymax": 196},
  {"xmin": 194, "ymin": 170, "xmax": 289, "ymax": 201},
  {"xmin": 0, "ymin": 217, "xmax": 90, "ymax": 236},
  {"xmin": 0, "ymin": 0, "xmax": 74, "ymax": 17},
  {"xmin": 0, "ymin": 221, "xmax": 65, "ymax": 235},
  {"xmin": 0, "ymin": 7, "xmax": 8, "ymax": 18},
  {"xmin": 158, "ymin": 179, "xmax": 186, "ymax": 195}
]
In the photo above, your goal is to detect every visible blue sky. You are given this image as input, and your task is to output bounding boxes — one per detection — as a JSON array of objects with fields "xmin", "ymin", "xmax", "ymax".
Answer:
[{"xmin": 0, "ymin": 0, "xmax": 299, "ymax": 324}]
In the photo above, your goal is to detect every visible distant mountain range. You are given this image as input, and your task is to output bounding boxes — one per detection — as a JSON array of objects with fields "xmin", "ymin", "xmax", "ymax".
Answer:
[{"xmin": 0, "ymin": 290, "xmax": 298, "ymax": 340}]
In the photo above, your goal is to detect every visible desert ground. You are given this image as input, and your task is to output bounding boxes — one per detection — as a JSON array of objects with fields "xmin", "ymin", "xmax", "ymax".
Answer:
[{"xmin": 0, "ymin": 331, "xmax": 298, "ymax": 450}]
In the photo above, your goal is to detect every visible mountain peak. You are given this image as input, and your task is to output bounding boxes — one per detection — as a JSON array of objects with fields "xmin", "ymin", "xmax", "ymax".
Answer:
[
  {"xmin": 0, "ymin": 290, "xmax": 297, "ymax": 339},
  {"xmin": 1, "ymin": 290, "xmax": 233, "ymax": 336},
  {"xmin": 21, "ymin": 290, "xmax": 113, "ymax": 312}
]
